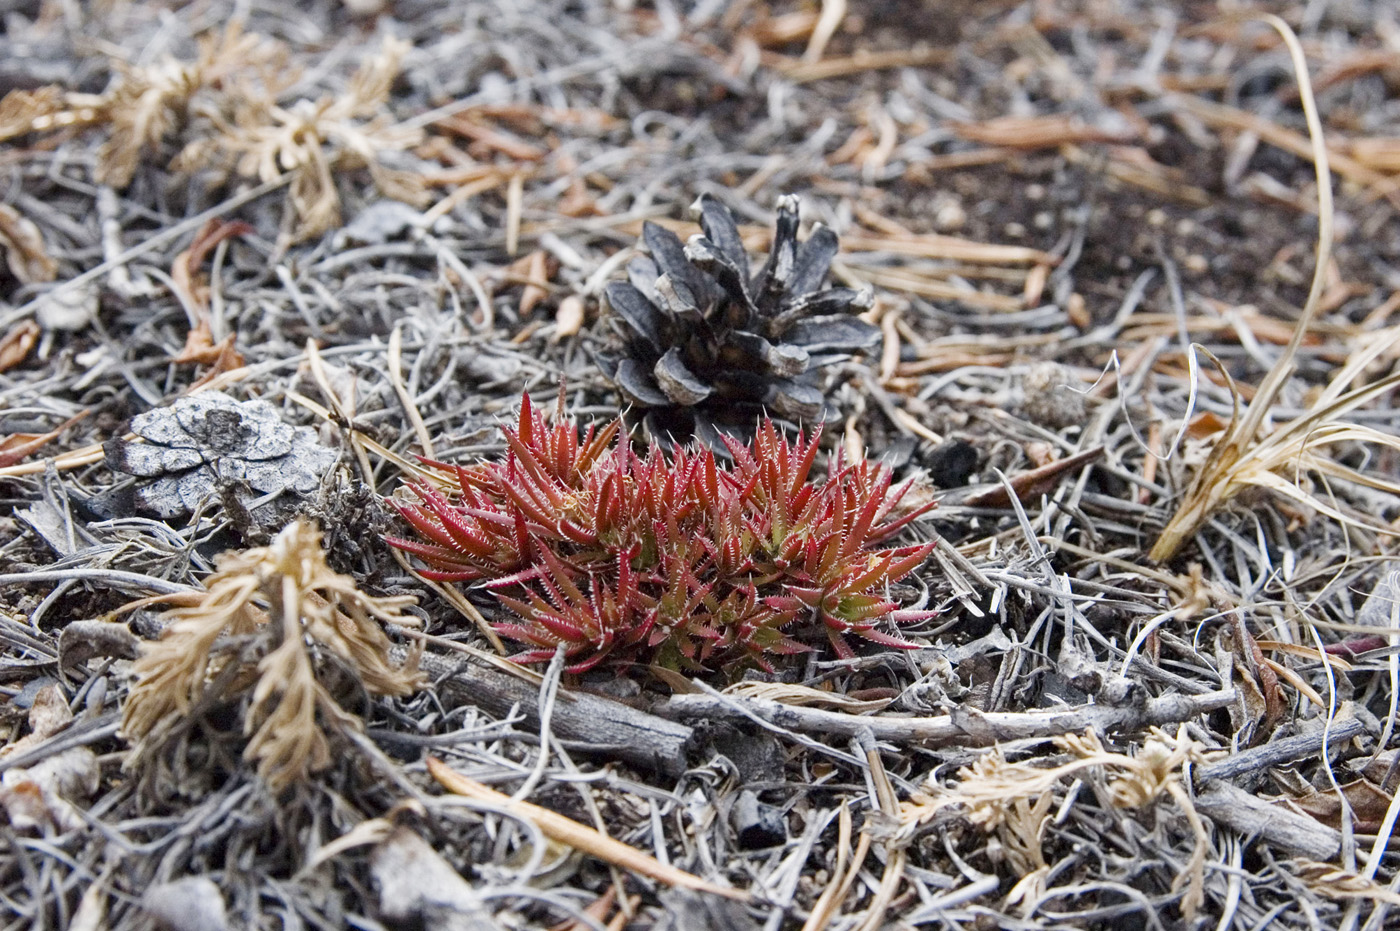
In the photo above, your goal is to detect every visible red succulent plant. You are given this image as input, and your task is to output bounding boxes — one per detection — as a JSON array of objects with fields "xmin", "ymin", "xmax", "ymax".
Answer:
[{"xmin": 386, "ymin": 392, "xmax": 936, "ymax": 673}]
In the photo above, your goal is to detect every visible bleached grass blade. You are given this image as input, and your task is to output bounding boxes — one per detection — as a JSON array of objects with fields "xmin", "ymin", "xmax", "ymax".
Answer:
[{"xmin": 1152, "ymin": 15, "xmax": 1337, "ymax": 561}]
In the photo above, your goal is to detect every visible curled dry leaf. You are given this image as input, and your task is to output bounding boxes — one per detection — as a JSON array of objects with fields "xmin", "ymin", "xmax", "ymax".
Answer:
[
  {"xmin": 170, "ymin": 219, "xmax": 253, "ymax": 320},
  {"xmin": 0, "ymin": 320, "xmax": 39, "ymax": 373},
  {"xmin": 2, "ymin": 682, "xmax": 74, "ymax": 756},
  {"xmin": 121, "ymin": 520, "xmax": 424, "ymax": 791},
  {"xmin": 553, "ymin": 294, "xmax": 586, "ymax": 340},
  {"xmin": 170, "ymin": 219, "xmax": 252, "ymax": 374},
  {"xmin": 1289, "ymin": 778, "xmax": 1394, "ymax": 833},
  {"xmin": 0, "ymin": 684, "xmax": 100, "ymax": 834},
  {"xmin": 0, "ymin": 410, "xmax": 88, "ymax": 469},
  {"xmin": 58, "ymin": 620, "xmax": 140, "ymax": 670},
  {"xmin": 516, "ymin": 249, "xmax": 551, "ymax": 316},
  {"xmin": 0, "ymin": 203, "xmax": 57, "ymax": 284}
]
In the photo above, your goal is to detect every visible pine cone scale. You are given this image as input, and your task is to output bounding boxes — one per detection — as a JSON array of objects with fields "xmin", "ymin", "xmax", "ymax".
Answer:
[
  {"xmin": 654, "ymin": 348, "xmax": 713, "ymax": 406},
  {"xmin": 603, "ymin": 280, "xmax": 664, "ymax": 352},
  {"xmin": 788, "ymin": 225, "xmax": 840, "ymax": 296}
]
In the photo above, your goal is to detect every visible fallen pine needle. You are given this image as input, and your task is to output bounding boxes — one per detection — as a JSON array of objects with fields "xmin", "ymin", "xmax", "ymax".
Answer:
[{"xmin": 426, "ymin": 757, "xmax": 749, "ymax": 901}]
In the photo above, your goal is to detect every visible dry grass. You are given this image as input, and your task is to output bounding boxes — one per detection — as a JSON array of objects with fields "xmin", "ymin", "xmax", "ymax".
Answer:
[
  {"xmin": 1151, "ymin": 16, "xmax": 1400, "ymax": 562},
  {"xmin": 0, "ymin": 24, "xmax": 423, "ymax": 241},
  {"xmin": 122, "ymin": 520, "xmax": 423, "ymax": 791}
]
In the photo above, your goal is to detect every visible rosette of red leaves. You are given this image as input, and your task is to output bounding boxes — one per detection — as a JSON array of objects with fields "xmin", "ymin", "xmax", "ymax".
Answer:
[{"xmin": 386, "ymin": 392, "xmax": 935, "ymax": 673}]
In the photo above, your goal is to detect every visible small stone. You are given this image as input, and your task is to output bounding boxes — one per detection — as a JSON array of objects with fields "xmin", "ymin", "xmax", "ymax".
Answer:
[
  {"xmin": 933, "ymin": 199, "xmax": 966, "ymax": 231},
  {"xmin": 927, "ymin": 439, "xmax": 978, "ymax": 488},
  {"xmin": 731, "ymin": 789, "xmax": 787, "ymax": 849},
  {"xmin": 1019, "ymin": 362, "xmax": 1086, "ymax": 430},
  {"xmin": 34, "ymin": 282, "xmax": 98, "ymax": 332},
  {"xmin": 142, "ymin": 878, "xmax": 227, "ymax": 931},
  {"xmin": 335, "ymin": 200, "xmax": 422, "ymax": 248}
]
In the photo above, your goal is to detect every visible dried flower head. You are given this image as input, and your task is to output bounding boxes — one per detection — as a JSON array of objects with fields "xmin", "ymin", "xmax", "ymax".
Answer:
[
  {"xmin": 600, "ymin": 194, "xmax": 879, "ymax": 441},
  {"xmin": 121, "ymin": 520, "xmax": 424, "ymax": 791},
  {"xmin": 386, "ymin": 392, "xmax": 935, "ymax": 673}
]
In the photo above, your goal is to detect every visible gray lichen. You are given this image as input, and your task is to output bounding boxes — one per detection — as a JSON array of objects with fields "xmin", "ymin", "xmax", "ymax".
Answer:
[{"xmin": 105, "ymin": 392, "xmax": 339, "ymax": 519}]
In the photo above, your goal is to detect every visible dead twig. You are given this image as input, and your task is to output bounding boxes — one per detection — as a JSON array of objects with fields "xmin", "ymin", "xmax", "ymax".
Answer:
[
  {"xmin": 426, "ymin": 757, "xmax": 748, "ymax": 900},
  {"xmin": 660, "ymin": 687, "xmax": 1237, "ymax": 744}
]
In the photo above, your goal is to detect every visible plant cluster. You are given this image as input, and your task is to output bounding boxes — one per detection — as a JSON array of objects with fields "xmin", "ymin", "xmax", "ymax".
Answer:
[
  {"xmin": 0, "ymin": 25, "xmax": 423, "ymax": 240},
  {"xmin": 122, "ymin": 520, "xmax": 424, "ymax": 791},
  {"xmin": 386, "ymin": 392, "xmax": 936, "ymax": 673},
  {"xmin": 897, "ymin": 728, "xmax": 1211, "ymax": 921},
  {"xmin": 599, "ymin": 194, "xmax": 880, "ymax": 440}
]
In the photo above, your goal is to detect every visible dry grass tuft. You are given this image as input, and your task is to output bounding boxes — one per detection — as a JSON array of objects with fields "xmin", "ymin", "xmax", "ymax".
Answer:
[
  {"xmin": 1152, "ymin": 17, "xmax": 1400, "ymax": 561},
  {"xmin": 899, "ymin": 727, "xmax": 1211, "ymax": 920},
  {"xmin": 121, "ymin": 520, "xmax": 424, "ymax": 791},
  {"xmin": 1158, "ymin": 332, "xmax": 1400, "ymax": 559},
  {"xmin": 173, "ymin": 34, "xmax": 426, "ymax": 239},
  {"xmin": 0, "ymin": 85, "xmax": 104, "ymax": 140},
  {"xmin": 0, "ymin": 25, "xmax": 422, "ymax": 240},
  {"xmin": 97, "ymin": 25, "xmax": 292, "ymax": 187}
]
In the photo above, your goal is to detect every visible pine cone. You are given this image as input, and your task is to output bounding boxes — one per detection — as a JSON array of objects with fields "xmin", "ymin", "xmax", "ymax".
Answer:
[
  {"xmin": 104, "ymin": 392, "xmax": 338, "ymax": 520},
  {"xmin": 600, "ymin": 194, "xmax": 879, "ymax": 439}
]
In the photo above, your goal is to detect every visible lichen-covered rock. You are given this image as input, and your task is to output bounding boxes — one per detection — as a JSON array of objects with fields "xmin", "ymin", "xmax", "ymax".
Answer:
[{"xmin": 105, "ymin": 392, "xmax": 338, "ymax": 519}]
